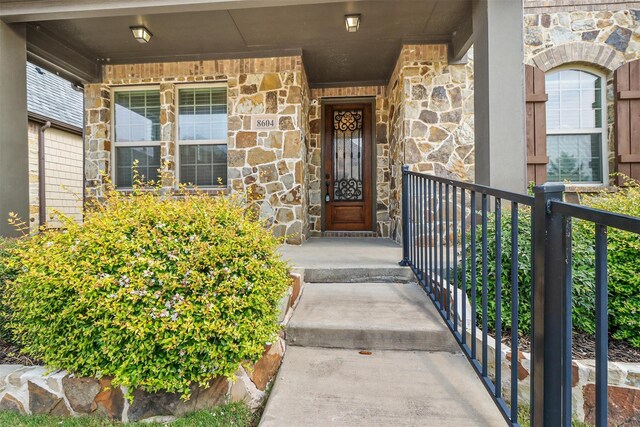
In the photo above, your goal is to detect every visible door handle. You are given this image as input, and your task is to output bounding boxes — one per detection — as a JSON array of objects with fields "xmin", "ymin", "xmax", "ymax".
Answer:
[{"xmin": 325, "ymin": 178, "xmax": 331, "ymax": 202}]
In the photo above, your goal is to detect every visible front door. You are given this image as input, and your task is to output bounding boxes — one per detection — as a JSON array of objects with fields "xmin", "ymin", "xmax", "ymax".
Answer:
[{"xmin": 323, "ymin": 102, "xmax": 373, "ymax": 231}]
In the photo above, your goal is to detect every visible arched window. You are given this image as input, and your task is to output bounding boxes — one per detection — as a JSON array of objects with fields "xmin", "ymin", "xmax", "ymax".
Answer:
[{"xmin": 545, "ymin": 68, "xmax": 607, "ymax": 184}]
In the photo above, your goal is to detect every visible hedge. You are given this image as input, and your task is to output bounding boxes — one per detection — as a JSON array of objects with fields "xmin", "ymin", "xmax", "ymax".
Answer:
[
  {"xmin": 1, "ymin": 186, "xmax": 290, "ymax": 398},
  {"xmin": 464, "ymin": 180, "xmax": 640, "ymax": 347}
]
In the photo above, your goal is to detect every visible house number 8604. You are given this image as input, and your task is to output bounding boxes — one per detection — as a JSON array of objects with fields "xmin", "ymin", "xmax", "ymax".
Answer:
[{"xmin": 251, "ymin": 115, "xmax": 278, "ymax": 130}]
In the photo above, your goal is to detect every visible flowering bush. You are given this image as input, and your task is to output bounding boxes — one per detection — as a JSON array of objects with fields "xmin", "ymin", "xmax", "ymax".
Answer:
[{"xmin": 2, "ymin": 187, "xmax": 290, "ymax": 398}]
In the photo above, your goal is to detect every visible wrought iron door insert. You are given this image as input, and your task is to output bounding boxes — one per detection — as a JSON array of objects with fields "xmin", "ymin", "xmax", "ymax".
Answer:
[
  {"xmin": 323, "ymin": 102, "xmax": 373, "ymax": 232},
  {"xmin": 332, "ymin": 109, "xmax": 364, "ymax": 201}
]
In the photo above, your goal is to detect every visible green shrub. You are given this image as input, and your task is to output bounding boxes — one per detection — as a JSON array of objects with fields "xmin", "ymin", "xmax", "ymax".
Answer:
[
  {"xmin": 464, "ymin": 180, "xmax": 640, "ymax": 347},
  {"xmin": 579, "ymin": 182, "xmax": 640, "ymax": 346},
  {"xmin": 464, "ymin": 207, "xmax": 595, "ymax": 337},
  {"xmin": 2, "ymin": 187, "xmax": 290, "ymax": 398},
  {"xmin": 0, "ymin": 237, "xmax": 18, "ymax": 342}
]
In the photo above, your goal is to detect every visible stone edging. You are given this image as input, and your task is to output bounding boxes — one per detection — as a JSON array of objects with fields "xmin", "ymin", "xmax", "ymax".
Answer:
[
  {"xmin": 444, "ymin": 281, "xmax": 640, "ymax": 425},
  {"xmin": 0, "ymin": 273, "xmax": 303, "ymax": 423}
]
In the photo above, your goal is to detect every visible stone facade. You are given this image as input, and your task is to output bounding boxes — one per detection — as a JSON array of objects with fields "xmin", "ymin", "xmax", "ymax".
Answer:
[
  {"xmin": 0, "ymin": 273, "xmax": 303, "ymax": 422},
  {"xmin": 82, "ymin": 7, "xmax": 639, "ymax": 243},
  {"xmin": 84, "ymin": 47, "xmax": 477, "ymax": 243},
  {"xmin": 387, "ymin": 45, "xmax": 475, "ymax": 241},
  {"xmin": 524, "ymin": 7, "xmax": 640, "ymax": 187},
  {"xmin": 85, "ymin": 57, "xmax": 309, "ymax": 244},
  {"xmin": 307, "ymin": 86, "xmax": 391, "ymax": 237}
]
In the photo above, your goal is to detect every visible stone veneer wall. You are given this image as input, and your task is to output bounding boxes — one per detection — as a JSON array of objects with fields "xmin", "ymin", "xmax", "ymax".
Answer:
[
  {"xmin": 307, "ymin": 86, "xmax": 391, "ymax": 237},
  {"xmin": 85, "ymin": 57, "xmax": 309, "ymax": 244},
  {"xmin": 523, "ymin": 8, "xmax": 640, "ymax": 187},
  {"xmin": 387, "ymin": 45, "xmax": 475, "ymax": 241}
]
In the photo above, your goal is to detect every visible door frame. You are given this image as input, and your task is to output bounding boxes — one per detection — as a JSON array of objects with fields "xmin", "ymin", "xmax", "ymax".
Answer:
[{"xmin": 321, "ymin": 97, "xmax": 377, "ymax": 232}]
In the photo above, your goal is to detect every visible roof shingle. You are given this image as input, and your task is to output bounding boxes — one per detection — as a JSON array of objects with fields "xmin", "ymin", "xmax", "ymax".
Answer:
[{"xmin": 27, "ymin": 62, "xmax": 83, "ymax": 129}]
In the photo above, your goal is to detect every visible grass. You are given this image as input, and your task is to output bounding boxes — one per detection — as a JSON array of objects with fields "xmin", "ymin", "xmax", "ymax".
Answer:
[
  {"xmin": 516, "ymin": 405, "xmax": 592, "ymax": 427},
  {"xmin": 0, "ymin": 402, "xmax": 253, "ymax": 427}
]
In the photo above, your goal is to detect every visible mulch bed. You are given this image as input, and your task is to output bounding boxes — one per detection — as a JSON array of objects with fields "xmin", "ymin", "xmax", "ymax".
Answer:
[
  {"xmin": 0, "ymin": 340, "xmax": 42, "ymax": 366},
  {"xmin": 501, "ymin": 330, "xmax": 640, "ymax": 363}
]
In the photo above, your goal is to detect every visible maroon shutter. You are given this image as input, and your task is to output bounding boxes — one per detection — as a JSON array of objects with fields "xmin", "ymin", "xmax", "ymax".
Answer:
[
  {"xmin": 615, "ymin": 60, "xmax": 640, "ymax": 184},
  {"xmin": 525, "ymin": 65, "xmax": 549, "ymax": 185}
]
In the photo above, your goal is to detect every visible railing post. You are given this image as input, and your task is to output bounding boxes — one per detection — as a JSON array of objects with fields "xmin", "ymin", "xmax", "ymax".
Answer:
[
  {"xmin": 399, "ymin": 165, "xmax": 410, "ymax": 266},
  {"xmin": 532, "ymin": 183, "xmax": 570, "ymax": 427}
]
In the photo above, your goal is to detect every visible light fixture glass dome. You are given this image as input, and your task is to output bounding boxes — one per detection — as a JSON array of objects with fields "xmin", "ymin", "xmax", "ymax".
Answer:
[
  {"xmin": 130, "ymin": 26, "xmax": 152, "ymax": 43},
  {"xmin": 345, "ymin": 14, "xmax": 361, "ymax": 33}
]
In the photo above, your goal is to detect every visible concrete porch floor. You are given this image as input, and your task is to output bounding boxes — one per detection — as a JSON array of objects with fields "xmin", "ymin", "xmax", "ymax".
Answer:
[{"xmin": 278, "ymin": 238, "xmax": 414, "ymax": 283}]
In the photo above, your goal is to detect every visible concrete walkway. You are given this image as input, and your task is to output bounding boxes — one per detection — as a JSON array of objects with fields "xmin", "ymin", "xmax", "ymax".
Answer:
[
  {"xmin": 263, "ymin": 238, "xmax": 506, "ymax": 426},
  {"xmin": 261, "ymin": 347, "xmax": 505, "ymax": 427}
]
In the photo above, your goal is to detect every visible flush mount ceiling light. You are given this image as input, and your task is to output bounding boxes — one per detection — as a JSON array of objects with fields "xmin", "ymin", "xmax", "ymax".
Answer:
[
  {"xmin": 345, "ymin": 14, "xmax": 361, "ymax": 33},
  {"xmin": 130, "ymin": 26, "xmax": 152, "ymax": 43}
]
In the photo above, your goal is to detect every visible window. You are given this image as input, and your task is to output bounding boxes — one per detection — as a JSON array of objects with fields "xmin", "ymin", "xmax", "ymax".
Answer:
[
  {"xmin": 177, "ymin": 86, "xmax": 228, "ymax": 186},
  {"xmin": 545, "ymin": 69, "xmax": 607, "ymax": 184},
  {"xmin": 113, "ymin": 89, "xmax": 161, "ymax": 187}
]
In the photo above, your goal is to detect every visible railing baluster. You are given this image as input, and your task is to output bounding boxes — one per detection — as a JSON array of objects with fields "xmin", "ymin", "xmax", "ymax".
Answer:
[
  {"xmin": 432, "ymin": 178, "xmax": 437, "ymax": 298},
  {"xmin": 399, "ymin": 166, "xmax": 409, "ymax": 267},
  {"xmin": 411, "ymin": 175, "xmax": 419, "ymax": 271},
  {"xmin": 495, "ymin": 197, "xmax": 502, "ymax": 398},
  {"xmin": 420, "ymin": 175, "xmax": 425, "ymax": 282},
  {"xmin": 417, "ymin": 175, "xmax": 421, "ymax": 272},
  {"xmin": 510, "ymin": 202, "xmax": 519, "ymax": 423},
  {"xmin": 428, "ymin": 178, "xmax": 433, "ymax": 295},
  {"xmin": 563, "ymin": 218, "xmax": 573, "ymax": 427},
  {"xmin": 453, "ymin": 187, "xmax": 458, "ymax": 333},
  {"xmin": 471, "ymin": 191, "xmax": 477, "ymax": 360},
  {"xmin": 409, "ymin": 175, "xmax": 416, "ymax": 267},
  {"xmin": 446, "ymin": 184, "xmax": 451, "ymax": 321},
  {"xmin": 431, "ymin": 178, "xmax": 436, "ymax": 298},
  {"xmin": 461, "ymin": 189, "xmax": 467, "ymax": 347},
  {"xmin": 422, "ymin": 176, "xmax": 427, "ymax": 288},
  {"xmin": 481, "ymin": 193, "xmax": 488, "ymax": 378},
  {"xmin": 411, "ymin": 175, "xmax": 420, "ymax": 275},
  {"xmin": 439, "ymin": 182, "xmax": 444, "ymax": 310},
  {"xmin": 595, "ymin": 224, "xmax": 608, "ymax": 427}
]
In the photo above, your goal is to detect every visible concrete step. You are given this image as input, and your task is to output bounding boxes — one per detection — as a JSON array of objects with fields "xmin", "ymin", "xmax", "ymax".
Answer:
[
  {"xmin": 260, "ymin": 346, "xmax": 507, "ymax": 427},
  {"xmin": 301, "ymin": 266, "xmax": 414, "ymax": 283},
  {"xmin": 279, "ymin": 238, "xmax": 414, "ymax": 283},
  {"xmin": 286, "ymin": 282, "xmax": 459, "ymax": 352}
]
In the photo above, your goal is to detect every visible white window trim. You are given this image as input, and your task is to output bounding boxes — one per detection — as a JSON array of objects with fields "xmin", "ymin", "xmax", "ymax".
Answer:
[
  {"xmin": 546, "ymin": 65, "xmax": 608, "ymax": 186},
  {"xmin": 174, "ymin": 82, "xmax": 228, "ymax": 188},
  {"xmin": 111, "ymin": 85, "xmax": 162, "ymax": 189}
]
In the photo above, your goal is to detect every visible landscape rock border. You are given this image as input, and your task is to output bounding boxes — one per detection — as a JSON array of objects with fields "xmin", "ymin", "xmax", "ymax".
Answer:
[
  {"xmin": 446, "ymin": 283, "xmax": 640, "ymax": 425},
  {"xmin": 0, "ymin": 273, "xmax": 303, "ymax": 422}
]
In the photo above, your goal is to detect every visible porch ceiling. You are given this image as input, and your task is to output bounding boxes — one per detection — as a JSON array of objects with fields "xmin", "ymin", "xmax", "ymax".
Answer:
[{"xmin": 1, "ymin": 0, "xmax": 473, "ymax": 86}]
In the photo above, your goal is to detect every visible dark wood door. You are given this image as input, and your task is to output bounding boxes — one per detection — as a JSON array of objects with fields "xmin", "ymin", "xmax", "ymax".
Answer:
[{"xmin": 323, "ymin": 103, "xmax": 373, "ymax": 231}]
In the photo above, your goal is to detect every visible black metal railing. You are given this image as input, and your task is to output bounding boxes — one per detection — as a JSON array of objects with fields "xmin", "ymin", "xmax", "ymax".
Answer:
[{"xmin": 399, "ymin": 166, "xmax": 640, "ymax": 427}]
